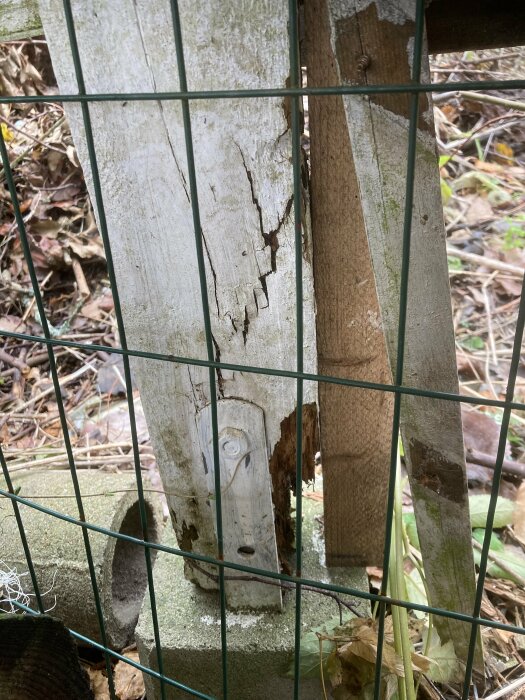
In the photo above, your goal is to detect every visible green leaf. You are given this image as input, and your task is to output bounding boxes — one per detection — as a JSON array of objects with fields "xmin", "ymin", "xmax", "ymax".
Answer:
[
  {"xmin": 488, "ymin": 189, "xmax": 512, "ymax": 207},
  {"xmin": 472, "ymin": 528, "xmax": 504, "ymax": 552},
  {"xmin": 447, "ymin": 255, "xmax": 463, "ymax": 271},
  {"xmin": 423, "ymin": 627, "xmax": 462, "ymax": 683},
  {"xmin": 460, "ymin": 336, "xmax": 485, "ymax": 351},
  {"xmin": 403, "ymin": 513, "xmax": 420, "ymax": 550},
  {"xmin": 404, "ymin": 568, "xmax": 427, "ymax": 618},
  {"xmin": 286, "ymin": 615, "xmax": 347, "ymax": 679},
  {"xmin": 503, "ymin": 224, "xmax": 525, "ymax": 250},
  {"xmin": 472, "ymin": 538, "xmax": 525, "ymax": 584},
  {"xmin": 469, "ymin": 495, "xmax": 515, "ymax": 529},
  {"xmin": 440, "ymin": 178, "xmax": 452, "ymax": 204},
  {"xmin": 453, "ymin": 170, "xmax": 504, "ymax": 193},
  {"xmin": 439, "ymin": 155, "xmax": 453, "ymax": 168}
]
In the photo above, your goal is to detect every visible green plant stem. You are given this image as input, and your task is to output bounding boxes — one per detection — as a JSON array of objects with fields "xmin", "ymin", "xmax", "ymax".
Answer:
[
  {"xmin": 318, "ymin": 637, "xmax": 329, "ymax": 700},
  {"xmin": 389, "ymin": 589, "xmax": 407, "ymax": 700},
  {"xmin": 390, "ymin": 455, "xmax": 416, "ymax": 700},
  {"xmin": 458, "ymin": 90, "xmax": 525, "ymax": 112},
  {"xmin": 402, "ymin": 511, "xmax": 433, "ymax": 697}
]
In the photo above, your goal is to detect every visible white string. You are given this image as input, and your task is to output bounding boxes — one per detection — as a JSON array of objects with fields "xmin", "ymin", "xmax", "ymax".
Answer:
[
  {"xmin": 0, "ymin": 560, "xmax": 57, "ymax": 613},
  {"xmin": 0, "ymin": 560, "xmax": 30, "ymax": 612}
]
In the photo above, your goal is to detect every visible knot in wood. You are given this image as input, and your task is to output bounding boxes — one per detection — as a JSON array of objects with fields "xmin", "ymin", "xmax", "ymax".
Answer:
[{"xmin": 357, "ymin": 54, "xmax": 371, "ymax": 71}]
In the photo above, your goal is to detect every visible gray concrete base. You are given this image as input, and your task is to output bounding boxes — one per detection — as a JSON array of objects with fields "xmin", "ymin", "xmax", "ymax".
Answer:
[
  {"xmin": 136, "ymin": 497, "xmax": 369, "ymax": 699},
  {"xmin": 1, "ymin": 470, "xmax": 164, "ymax": 649}
]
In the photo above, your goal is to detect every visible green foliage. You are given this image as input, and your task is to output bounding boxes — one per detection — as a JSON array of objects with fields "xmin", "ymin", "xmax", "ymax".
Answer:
[
  {"xmin": 460, "ymin": 336, "xmax": 485, "ymax": 351},
  {"xmin": 404, "ymin": 568, "xmax": 427, "ymax": 618},
  {"xmin": 404, "ymin": 496, "xmax": 515, "ymax": 548},
  {"xmin": 403, "ymin": 513, "xmax": 420, "ymax": 551},
  {"xmin": 453, "ymin": 170, "xmax": 504, "ymax": 194},
  {"xmin": 472, "ymin": 529, "xmax": 525, "ymax": 584},
  {"xmin": 502, "ymin": 216, "xmax": 525, "ymax": 250},
  {"xmin": 472, "ymin": 528, "xmax": 504, "ymax": 552},
  {"xmin": 447, "ymin": 255, "xmax": 463, "ymax": 271},
  {"xmin": 286, "ymin": 615, "xmax": 346, "ymax": 680},
  {"xmin": 508, "ymin": 426, "xmax": 525, "ymax": 448},
  {"xmin": 469, "ymin": 495, "xmax": 515, "ymax": 529},
  {"xmin": 440, "ymin": 178, "xmax": 452, "ymax": 204},
  {"xmin": 422, "ymin": 628, "xmax": 462, "ymax": 683}
]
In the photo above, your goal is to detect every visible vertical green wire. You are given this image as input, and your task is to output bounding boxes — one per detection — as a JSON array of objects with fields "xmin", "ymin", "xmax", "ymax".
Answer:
[
  {"xmin": 168, "ymin": 3, "xmax": 228, "ymax": 697},
  {"xmin": 0, "ymin": 445, "xmax": 44, "ymax": 613},
  {"xmin": 0, "ymin": 89, "xmax": 117, "ymax": 700},
  {"xmin": 461, "ymin": 277, "xmax": 525, "ymax": 698},
  {"xmin": 373, "ymin": 2, "xmax": 425, "ymax": 699},
  {"xmin": 60, "ymin": 2, "xmax": 167, "ymax": 697},
  {"xmin": 287, "ymin": 1, "xmax": 304, "ymax": 698}
]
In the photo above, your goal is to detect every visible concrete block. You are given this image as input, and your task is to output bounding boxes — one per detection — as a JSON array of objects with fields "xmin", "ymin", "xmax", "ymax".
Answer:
[
  {"xmin": 136, "ymin": 496, "xmax": 369, "ymax": 699},
  {"xmin": 0, "ymin": 470, "xmax": 164, "ymax": 648}
]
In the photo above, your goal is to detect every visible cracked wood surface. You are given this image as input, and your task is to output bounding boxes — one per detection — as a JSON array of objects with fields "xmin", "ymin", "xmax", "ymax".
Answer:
[
  {"xmin": 38, "ymin": 0, "xmax": 318, "ymax": 609},
  {"xmin": 325, "ymin": 0, "xmax": 482, "ymax": 668},
  {"xmin": 305, "ymin": 0, "xmax": 393, "ymax": 567}
]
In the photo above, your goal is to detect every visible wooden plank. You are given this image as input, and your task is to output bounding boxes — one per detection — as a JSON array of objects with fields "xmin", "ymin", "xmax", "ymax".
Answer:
[
  {"xmin": 324, "ymin": 0, "xmax": 482, "ymax": 668},
  {"xmin": 1, "ymin": 1, "xmax": 42, "ymax": 40},
  {"xmin": 198, "ymin": 399, "xmax": 280, "ymax": 608},
  {"xmin": 7, "ymin": 0, "xmax": 525, "ymax": 50},
  {"xmin": 304, "ymin": 0, "xmax": 393, "ymax": 566},
  {"xmin": 37, "ymin": 0, "xmax": 319, "ymax": 610}
]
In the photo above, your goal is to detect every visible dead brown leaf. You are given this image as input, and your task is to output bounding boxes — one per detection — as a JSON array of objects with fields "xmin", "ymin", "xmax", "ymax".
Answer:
[
  {"xmin": 84, "ymin": 652, "xmax": 144, "ymax": 700},
  {"xmin": 0, "ymin": 315, "xmax": 26, "ymax": 334},
  {"xmin": 465, "ymin": 195, "xmax": 494, "ymax": 226},
  {"xmin": 494, "ymin": 275, "xmax": 523, "ymax": 299},
  {"xmin": 462, "ymin": 407, "xmax": 508, "ymax": 457},
  {"xmin": 457, "ymin": 351, "xmax": 485, "ymax": 379},
  {"xmin": 86, "ymin": 667, "xmax": 110, "ymax": 700},
  {"xmin": 114, "ymin": 652, "xmax": 145, "ymax": 700}
]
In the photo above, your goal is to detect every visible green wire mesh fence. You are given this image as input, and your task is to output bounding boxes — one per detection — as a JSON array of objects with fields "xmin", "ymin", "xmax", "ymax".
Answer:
[{"xmin": 0, "ymin": 1, "xmax": 525, "ymax": 699}]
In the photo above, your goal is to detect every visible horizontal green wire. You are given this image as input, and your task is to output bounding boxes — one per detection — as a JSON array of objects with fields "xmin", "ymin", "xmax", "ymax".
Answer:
[
  {"xmin": 0, "ymin": 78, "xmax": 523, "ymax": 104},
  {"xmin": 1, "ymin": 328, "xmax": 524, "ymax": 412},
  {"xmin": 2, "ymin": 484, "xmax": 525, "ymax": 636}
]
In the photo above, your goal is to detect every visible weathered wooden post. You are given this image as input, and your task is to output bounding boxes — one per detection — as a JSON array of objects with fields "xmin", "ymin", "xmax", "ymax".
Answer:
[
  {"xmin": 309, "ymin": 0, "xmax": 481, "ymax": 667},
  {"xmin": 36, "ymin": 0, "xmax": 319, "ymax": 610},
  {"xmin": 304, "ymin": 0, "xmax": 394, "ymax": 568}
]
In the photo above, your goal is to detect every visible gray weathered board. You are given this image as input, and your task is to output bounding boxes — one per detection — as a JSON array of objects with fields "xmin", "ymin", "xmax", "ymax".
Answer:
[
  {"xmin": 36, "ymin": 0, "xmax": 319, "ymax": 610},
  {"xmin": 323, "ymin": 0, "xmax": 481, "ymax": 667}
]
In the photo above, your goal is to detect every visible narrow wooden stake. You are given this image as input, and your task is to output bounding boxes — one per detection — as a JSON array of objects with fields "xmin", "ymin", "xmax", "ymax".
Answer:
[
  {"xmin": 304, "ymin": 0, "xmax": 393, "ymax": 566},
  {"xmin": 323, "ymin": 0, "xmax": 482, "ymax": 668},
  {"xmin": 37, "ymin": 0, "xmax": 320, "ymax": 610}
]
